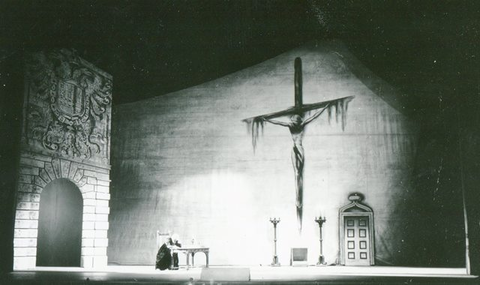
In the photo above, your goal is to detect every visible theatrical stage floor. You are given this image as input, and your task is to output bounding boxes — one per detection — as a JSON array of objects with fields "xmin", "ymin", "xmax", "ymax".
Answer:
[{"xmin": 2, "ymin": 265, "xmax": 478, "ymax": 285}]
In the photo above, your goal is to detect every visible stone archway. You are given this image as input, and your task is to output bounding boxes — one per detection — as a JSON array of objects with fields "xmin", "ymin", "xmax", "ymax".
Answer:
[{"xmin": 13, "ymin": 156, "xmax": 111, "ymax": 270}]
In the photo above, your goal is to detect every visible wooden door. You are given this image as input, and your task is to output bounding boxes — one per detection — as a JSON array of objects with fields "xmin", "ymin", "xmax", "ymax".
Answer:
[
  {"xmin": 344, "ymin": 216, "xmax": 371, "ymax": 266},
  {"xmin": 36, "ymin": 179, "xmax": 83, "ymax": 267}
]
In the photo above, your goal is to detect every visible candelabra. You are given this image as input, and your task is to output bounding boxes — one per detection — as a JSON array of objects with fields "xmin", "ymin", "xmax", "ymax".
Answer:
[
  {"xmin": 315, "ymin": 216, "xmax": 327, "ymax": 266},
  {"xmin": 270, "ymin": 217, "xmax": 281, "ymax": 266}
]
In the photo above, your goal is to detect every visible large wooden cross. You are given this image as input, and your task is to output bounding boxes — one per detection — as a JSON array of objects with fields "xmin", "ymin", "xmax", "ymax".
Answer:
[{"xmin": 243, "ymin": 57, "xmax": 353, "ymax": 233}]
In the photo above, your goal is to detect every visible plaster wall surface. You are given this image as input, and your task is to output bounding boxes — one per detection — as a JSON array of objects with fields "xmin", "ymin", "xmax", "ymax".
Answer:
[{"xmin": 109, "ymin": 41, "xmax": 463, "ymax": 266}]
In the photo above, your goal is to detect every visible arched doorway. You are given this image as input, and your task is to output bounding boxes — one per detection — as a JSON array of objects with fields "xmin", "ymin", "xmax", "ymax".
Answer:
[
  {"xmin": 339, "ymin": 193, "xmax": 375, "ymax": 266},
  {"xmin": 36, "ymin": 178, "xmax": 83, "ymax": 267}
]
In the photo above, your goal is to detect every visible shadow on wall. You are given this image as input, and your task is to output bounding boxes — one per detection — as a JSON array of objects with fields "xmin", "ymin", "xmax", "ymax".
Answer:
[
  {"xmin": 107, "ymin": 154, "xmax": 147, "ymax": 264},
  {"xmin": 0, "ymin": 53, "xmax": 24, "ymax": 273},
  {"xmin": 339, "ymin": 41, "xmax": 466, "ymax": 268},
  {"xmin": 397, "ymin": 110, "xmax": 466, "ymax": 267}
]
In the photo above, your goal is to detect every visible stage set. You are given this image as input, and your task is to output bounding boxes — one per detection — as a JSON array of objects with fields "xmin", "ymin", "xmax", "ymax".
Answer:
[{"xmin": 2, "ymin": 3, "xmax": 480, "ymax": 285}]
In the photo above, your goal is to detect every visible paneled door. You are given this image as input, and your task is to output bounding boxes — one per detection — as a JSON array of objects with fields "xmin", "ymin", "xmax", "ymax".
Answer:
[{"xmin": 344, "ymin": 216, "xmax": 370, "ymax": 266}]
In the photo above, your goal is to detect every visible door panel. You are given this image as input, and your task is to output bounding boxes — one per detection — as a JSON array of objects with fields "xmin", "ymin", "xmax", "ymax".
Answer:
[
  {"xmin": 344, "ymin": 216, "xmax": 370, "ymax": 265},
  {"xmin": 36, "ymin": 179, "xmax": 83, "ymax": 267}
]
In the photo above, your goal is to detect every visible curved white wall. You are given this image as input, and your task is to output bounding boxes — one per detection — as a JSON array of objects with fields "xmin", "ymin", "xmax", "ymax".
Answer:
[{"xmin": 109, "ymin": 40, "xmax": 428, "ymax": 266}]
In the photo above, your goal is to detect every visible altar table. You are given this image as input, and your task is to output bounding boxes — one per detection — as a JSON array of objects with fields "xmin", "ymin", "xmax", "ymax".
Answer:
[{"xmin": 172, "ymin": 247, "xmax": 209, "ymax": 269}]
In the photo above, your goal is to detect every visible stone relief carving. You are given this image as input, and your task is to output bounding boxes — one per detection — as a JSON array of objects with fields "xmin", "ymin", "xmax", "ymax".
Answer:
[{"xmin": 25, "ymin": 49, "xmax": 112, "ymax": 161}]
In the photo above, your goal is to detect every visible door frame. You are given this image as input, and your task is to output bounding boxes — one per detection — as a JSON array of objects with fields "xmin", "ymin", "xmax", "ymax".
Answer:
[{"xmin": 339, "ymin": 193, "xmax": 375, "ymax": 266}]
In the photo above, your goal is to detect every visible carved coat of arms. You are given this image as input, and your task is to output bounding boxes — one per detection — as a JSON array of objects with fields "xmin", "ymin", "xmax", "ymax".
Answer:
[{"xmin": 25, "ymin": 49, "xmax": 112, "ymax": 161}]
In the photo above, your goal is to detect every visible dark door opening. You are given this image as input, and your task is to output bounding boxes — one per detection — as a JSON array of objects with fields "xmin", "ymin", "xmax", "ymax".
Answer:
[{"xmin": 36, "ymin": 178, "xmax": 83, "ymax": 267}]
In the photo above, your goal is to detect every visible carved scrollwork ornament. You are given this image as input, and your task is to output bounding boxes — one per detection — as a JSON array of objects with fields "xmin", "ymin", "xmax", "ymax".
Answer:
[{"xmin": 26, "ymin": 49, "xmax": 111, "ymax": 160}]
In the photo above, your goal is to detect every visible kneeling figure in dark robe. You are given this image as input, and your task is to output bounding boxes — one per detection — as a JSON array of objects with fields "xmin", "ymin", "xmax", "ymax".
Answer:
[{"xmin": 155, "ymin": 242, "xmax": 172, "ymax": 270}]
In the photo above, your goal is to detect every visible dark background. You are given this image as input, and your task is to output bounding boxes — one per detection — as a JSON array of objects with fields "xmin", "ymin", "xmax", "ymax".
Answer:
[{"xmin": 1, "ymin": 0, "xmax": 478, "ymax": 108}]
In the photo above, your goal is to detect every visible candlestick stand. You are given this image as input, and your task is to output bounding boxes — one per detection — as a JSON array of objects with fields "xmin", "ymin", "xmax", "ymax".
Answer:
[
  {"xmin": 315, "ymin": 216, "xmax": 327, "ymax": 266},
  {"xmin": 270, "ymin": 217, "xmax": 281, "ymax": 266}
]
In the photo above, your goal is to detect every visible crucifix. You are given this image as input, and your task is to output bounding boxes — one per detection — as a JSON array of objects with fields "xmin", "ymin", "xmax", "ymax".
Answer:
[{"xmin": 243, "ymin": 57, "xmax": 353, "ymax": 233}]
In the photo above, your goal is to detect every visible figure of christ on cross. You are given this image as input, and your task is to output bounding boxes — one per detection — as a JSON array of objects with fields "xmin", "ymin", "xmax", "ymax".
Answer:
[{"xmin": 243, "ymin": 57, "xmax": 353, "ymax": 233}]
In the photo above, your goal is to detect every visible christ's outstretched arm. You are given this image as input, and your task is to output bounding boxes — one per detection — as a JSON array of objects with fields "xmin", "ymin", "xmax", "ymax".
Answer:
[
  {"xmin": 263, "ymin": 117, "xmax": 290, "ymax": 127},
  {"xmin": 301, "ymin": 107, "xmax": 328, "ymax": 127}
]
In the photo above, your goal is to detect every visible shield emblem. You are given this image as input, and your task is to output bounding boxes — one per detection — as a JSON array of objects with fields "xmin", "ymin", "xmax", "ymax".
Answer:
[{"xmin": 56, "ymin": 80, "xmax": 85, "ymax": 117}]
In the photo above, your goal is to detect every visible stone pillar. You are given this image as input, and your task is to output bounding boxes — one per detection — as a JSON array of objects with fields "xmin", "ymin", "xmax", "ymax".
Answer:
[{"xmin": 13, "ymin": 49, "xmax": 112, "ymax": 270}]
